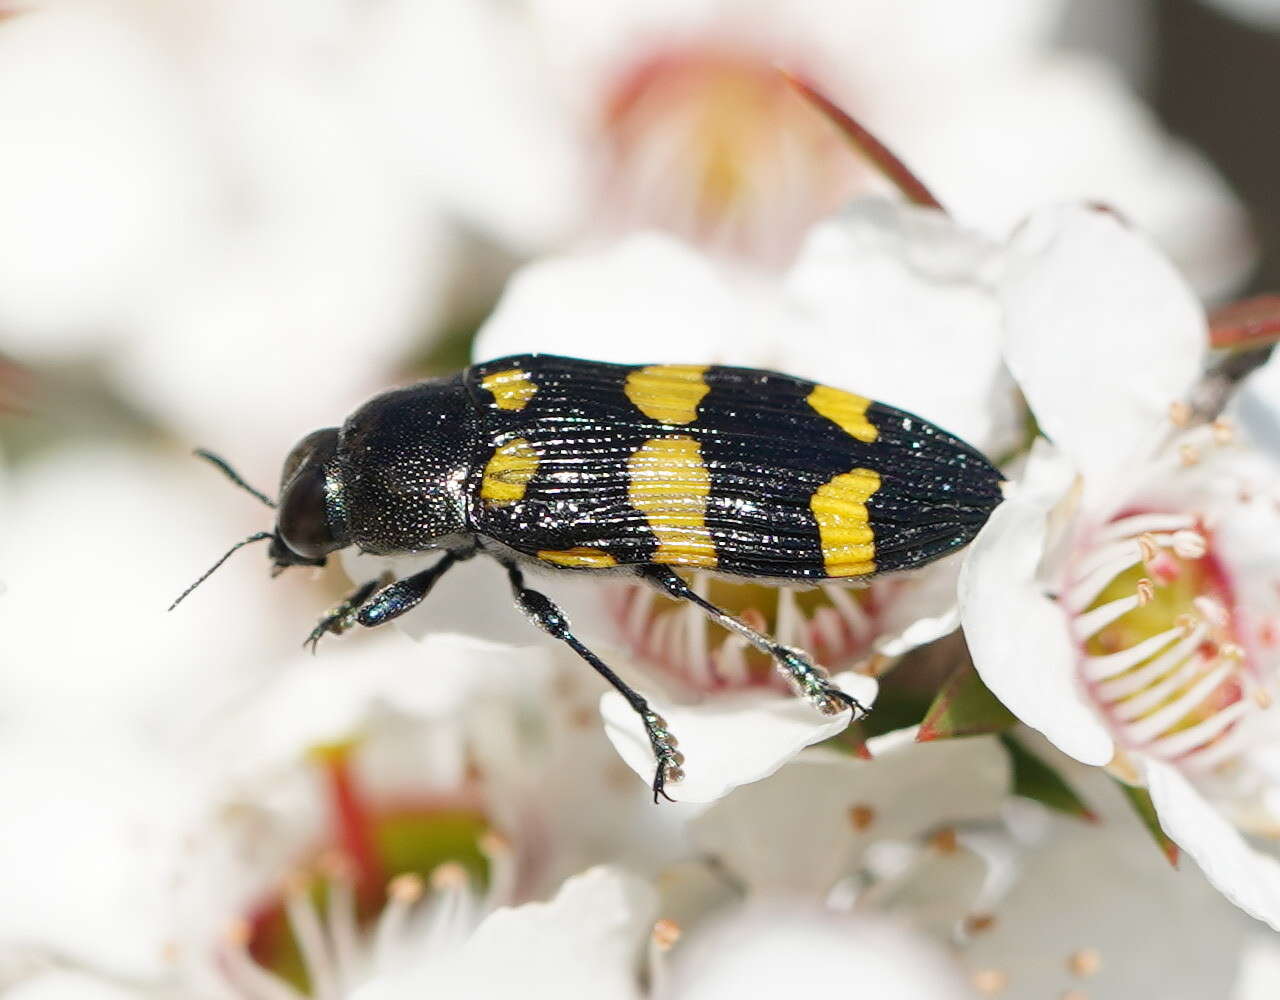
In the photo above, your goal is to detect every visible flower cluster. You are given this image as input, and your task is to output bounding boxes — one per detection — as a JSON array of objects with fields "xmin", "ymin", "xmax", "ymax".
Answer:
[{"xmin": 2, "ymin": 2, "xmax": 1280, "ymax": 999}]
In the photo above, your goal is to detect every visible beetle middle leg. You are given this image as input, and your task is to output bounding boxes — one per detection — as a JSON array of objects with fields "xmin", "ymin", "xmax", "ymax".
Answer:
[
  {"xmin": 641, "ymin": 566, "xmax": 870, "ymax": 719},
  {"xmin": 502, "ymin": 561, "xmax": 684, "ymax": 803}
]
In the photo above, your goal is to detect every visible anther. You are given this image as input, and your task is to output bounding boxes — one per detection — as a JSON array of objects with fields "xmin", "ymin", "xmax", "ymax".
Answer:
[
  {"xmin": 1175, "ymin": 612, "xmax": 1198, "ymax": 635},
  {"xmin": 1136, "ymin": 578, "xmax": 1155, "ymax": 605},
  {"xmin": 1068, "ymin": 948, "xmax": 1102, "ymax": 977},
  {"xmin": 1171, "ymin": 530, "xmax": 1207, "ymax": 559},
  {"xmin": 1179, "ymin": 443, "xmax": 1201, "ymax": 466},
  {"xmin": 928, "ymin": 828, "xmax": 958, "ymax": 854},
  {"xmin": 1212, "ymin": 418, "xmax": 1235, "ymax": 445},
  {"xmin": 388, "ymin": 872, "xmax": 425, "ymax": 903},
  {"xmin": 652, "ymin": 918, "xmax": 682, "ymax": 951},
  {"xmin": 1219, "ymin": 642, "xmax": 1245, "ymax": 663},
  {"xmin": 1137, "ymin": 534, "xmax": 1158, "ymax": 563},
  {"xmin": 849, "ymin": 803, "xmax": 876, "ymax": 831},
  {"xmin": 1255, "ymin": 688, "xmax": 1274, "ymax": 709},
  {"xmin": 1169, "ymin": 401, "xmax": 1192, "ymax": 427},
  {"xmin": 430, "ymin": 862, "xmax": 469, "ymax": 892},
  {"xmin": 965, "ymin": 913, "xmax": 997, "ymax": 935},
  {"xmin": 224, "ymin": 918, "xmax": 252, "ymax": 949},
  {"xmin": 971, "ymin": 969, "xmax": 1009, "ymax": 995}
]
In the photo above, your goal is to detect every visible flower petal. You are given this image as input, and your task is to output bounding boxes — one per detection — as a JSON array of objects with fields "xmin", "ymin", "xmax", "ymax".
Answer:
[
  {"xmin": 1146, "ymin": 758, "xmax": 1280, "ymax": 932},
  {"xmin": 354, "ymin": 866, "xmax": 655, "ymax": 1000},
  {"xmin": 691, "ymin": 738, "xmax": 1008, "ymax": 896},
  {"xmin": 600, "ymin": 672, "xmax": 877, "ymax": 803},
  {"xmin": 1000, "ymin": 206, "xmax": 1207, "ymax": 488},
  {"xmin": 472, "ymin": 232, "xmax": 771, "ymax": 366},
  {"xmin": 964, "ymin": 759, "xmax": 1250, "ymax": 998},
  {"xmin": 960, "ymin": 442, "xmax": 1115, "ymax": 765},
  {"xmin": 783, "ymin": 198, "xmax": 1017, "ymax": 454},
  {"xmin": 664, "ymin": 901, "xmax": 973, "ymax": 1000}
]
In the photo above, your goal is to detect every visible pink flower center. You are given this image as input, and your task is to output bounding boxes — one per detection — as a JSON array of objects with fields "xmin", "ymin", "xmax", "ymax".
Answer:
[
  {"xmin": 599, "ymin": 46, "xmax": 858, "ymax": 261},
  {"xmin": 604, "ymin": 572, "xmax": 893, "ymax": 695},
  {"xmin": 1068, "ymin": 511, "xmax": 1264, "ymax": 772}
]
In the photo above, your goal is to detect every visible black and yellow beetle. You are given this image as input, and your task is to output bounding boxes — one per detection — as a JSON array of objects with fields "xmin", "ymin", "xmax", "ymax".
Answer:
[{"xmin": 173, "ymin": 353, "xmax": 1004, "ymax": 800}]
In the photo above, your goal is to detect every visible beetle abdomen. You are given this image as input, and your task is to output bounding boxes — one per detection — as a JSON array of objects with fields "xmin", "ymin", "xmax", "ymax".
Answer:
[{"xmin": 465, "ymin": 354, "xmax": 1003, "ymax": 581}]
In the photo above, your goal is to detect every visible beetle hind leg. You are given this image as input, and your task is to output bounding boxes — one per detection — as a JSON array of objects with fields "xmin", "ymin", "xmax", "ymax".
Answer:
[
  {"xmin": 641, "ymin": 566, "xmax": 870, "ymax": 720},
  {"xmin": 503, "ymin": 561, "xmax": 684, "ymax": 802}
]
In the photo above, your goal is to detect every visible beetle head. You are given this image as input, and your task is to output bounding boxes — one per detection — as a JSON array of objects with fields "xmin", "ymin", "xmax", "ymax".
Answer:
[{"xmin": 270, "ymin": 427, "xmax": 350, "ymax": 573}]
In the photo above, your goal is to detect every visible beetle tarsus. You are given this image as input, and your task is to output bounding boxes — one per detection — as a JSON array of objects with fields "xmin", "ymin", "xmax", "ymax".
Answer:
[
  {"xmin": 641, "ymin": 566, "xmax": 870, "ymax": 722},
  {"xmin": 505, "ymin": 561, "xmax": 683, "ymax": 804},
  {"xmin": 303, "ymin": 578, "xmax": 383, "ymax": 653}
]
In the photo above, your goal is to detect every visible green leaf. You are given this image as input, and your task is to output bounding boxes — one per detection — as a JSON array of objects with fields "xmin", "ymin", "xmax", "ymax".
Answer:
[
  {"xmin": 916, "ymin": 662, "xmax": 1017, "ymax": 741},
  {"xmin": 1000, "ymin": 734, "xmax": 1097, "ymax": 822},
  {"xmin": 1116, "ymin": 779, "xmax": 1180, "ymax": 868}
]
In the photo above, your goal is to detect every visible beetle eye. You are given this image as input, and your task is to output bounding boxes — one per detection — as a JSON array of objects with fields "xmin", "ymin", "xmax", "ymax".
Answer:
[
  {"xmin": 276, "ymin": 427, "xmax": 342, "ymax": 560},
  {"xmin": 278, "ymin": 462, "xmax": 334, "ymax": 558}
]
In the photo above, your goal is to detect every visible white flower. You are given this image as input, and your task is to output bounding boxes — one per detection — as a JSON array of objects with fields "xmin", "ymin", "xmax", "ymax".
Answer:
[
  {"xmin": 509, "ymin": 0, "xmax": 1249, "ymax": 293},
  {"xmin": 0, "ymin": 0, "xmax": 577, "ymax": 457},
  {"xmin": 960, "ymin": 205, "xmax": 1280, "ymax": 929}
]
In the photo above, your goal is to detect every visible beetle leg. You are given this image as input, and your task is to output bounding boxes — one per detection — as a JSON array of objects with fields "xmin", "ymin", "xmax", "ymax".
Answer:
[
  {"xmin": 641, "ymin": 567, "xmax": 870, "ymax": 720},
  {"xmin": 354, "ymin": 548, "xmax": 477, "ymax": 629},
  {"xmin": 304, "ymin": 577, "xmax": 384, "ymax": 653},
  {"xmin": 503, "ymin": 561, "xmax": 683, "ymax": 803}
]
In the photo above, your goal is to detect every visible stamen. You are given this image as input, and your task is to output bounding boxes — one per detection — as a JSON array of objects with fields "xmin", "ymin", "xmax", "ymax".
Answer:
[
  {"xmin": 1169, "ymin": 401, "xmax": 1192, "ymax": 427},
  {"xmin": 223, "ymin": 921, "xmax": 307, "ymax": 1000},
  {"xmin": 1073, "ymin": 595, "xmax": 1142, "ymax": 641},
  {"xmin": 1109, "ymin": 655, "xmax": 1210, "ymax": 721},
  {"xmin": 1121, "ymin": 662, "xmax": 1236, "ymax": 745},
  {"xmin": 1136, "ymin": 578, "xmax": 1155, "ymax": 606},
  {"xmin": 648, "ymin": 919, "xmax": 681, "ymax": 999},
  {"xmin": 373, "ymin": 873, "xmax": 424, "ymax": 967},
  {"xmin": 480, "ymin": 831, "xmax": 518, "ymax": 912},
  {"xmin": 425, "ymin": 863, "xmax": 474, "ymax": 949},
  {"xmin": 1212, "ymin": 419, "xmax": 1235, "ymax": 445},
  {"xmin": 319, "ymin": 853, "xmax": 359, "ymax": 992},
  {"xmin": 1095, "ymin": 626, "xmax": 1207, "ymax": 700},
  {"xmin": 1097, "ymin": 513, "xmax": 1196, "ymax": 542},
  {"xmin": 1147, "ymin": 700, "xmax": 1249, "ymax": 759},
  {"xmin": 1179, "ymin": 443, "xmax": 1201, "ymax": 466},
  {"xmin": 284, "ymin": 875, "xmax": 340, "ymax": 1000},
  {"xmin": 1082, "ymin": 626, "xmax": 1188, "ymax": 681}
]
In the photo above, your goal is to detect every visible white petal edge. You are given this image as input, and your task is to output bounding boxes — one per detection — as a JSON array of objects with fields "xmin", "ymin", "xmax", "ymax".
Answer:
[
  {"xmin": 959, "ymin": 442, "xmax": 1115, "ymax": 765},
  {"xmin": 1000, "ymin": 205, "xmax": 1206, "ymax": 489},
  {"xmin": 600, "ymin": 672, "xmax": 877, "ymax": 803},
  {"xmin": 1146, "ymin": 758, "xmax": 1280, "ymax": 932},
  {"xmin": 472, "ymin": 232, "xmax": 754, "ymax": 366},
  {"xmin": 691, "ymin": 739, "xmax": 1009, "ymax": 896},
  {"xmin": 353, "ymin": 866, "xmax": 654, "ymax": 1000}
]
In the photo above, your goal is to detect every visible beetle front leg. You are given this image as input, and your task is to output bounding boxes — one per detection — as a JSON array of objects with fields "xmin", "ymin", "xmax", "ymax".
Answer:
[
  {"xmin": 503, "ymin": 561, "xmax": 684, "ymax": 803},
  {"xmin": 640, "ymin": 566, "xmax": 870, "ymax": 720},
  {"xmin": 304, "ymin": 577, "xmax": 385, "ymax": 653},
  {"xmin": 355, "ymin": 548, "xmax": 476, "ymax": 629}
]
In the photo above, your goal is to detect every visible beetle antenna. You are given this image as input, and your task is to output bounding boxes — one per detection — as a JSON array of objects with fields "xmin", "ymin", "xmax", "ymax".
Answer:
[
  {"xmin": 168, "ymin": 531, "xmax": 275, "ymax": 611},
  {"xmin": 194, "ymin": 449, "xmax": 277, "ymax": 509}
]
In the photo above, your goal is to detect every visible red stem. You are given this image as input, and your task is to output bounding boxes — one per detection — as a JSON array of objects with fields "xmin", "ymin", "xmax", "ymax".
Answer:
[{"xmin": 780, "ymin": 70, "xmax": 946, "ymax": 214}]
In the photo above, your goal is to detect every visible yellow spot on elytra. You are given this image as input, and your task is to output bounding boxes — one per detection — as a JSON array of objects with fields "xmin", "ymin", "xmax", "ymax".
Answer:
[
  {"xmin": 811, "ymin": 468, "xmax": 879, "ymax": 577},
  {"xmin": 624, "ymin": 365, "xmax": 710, "ymax": 424},
  {"xmin": 629, "ymin": 436, "xmax": 717, "ymax": 567},
  {"xmin": 481, "ymin": 438, "xmax": 539, "ymax": 506},
  {"xmin": 481, "ymin": 368, "xmax": 537, "ymax": 411},
  {"xmin": 807, "ymin": 384, "xmax": 878, "ymax": 442},
  {"xmin": 538, "ymin": 547, "xmax": 618, "ymax": 569}
]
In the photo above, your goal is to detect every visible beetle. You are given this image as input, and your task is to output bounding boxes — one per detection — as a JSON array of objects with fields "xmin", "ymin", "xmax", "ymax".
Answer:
[{"xmin": 172, "ymin": 353, "xmax": 1005, "ymax": 800}]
